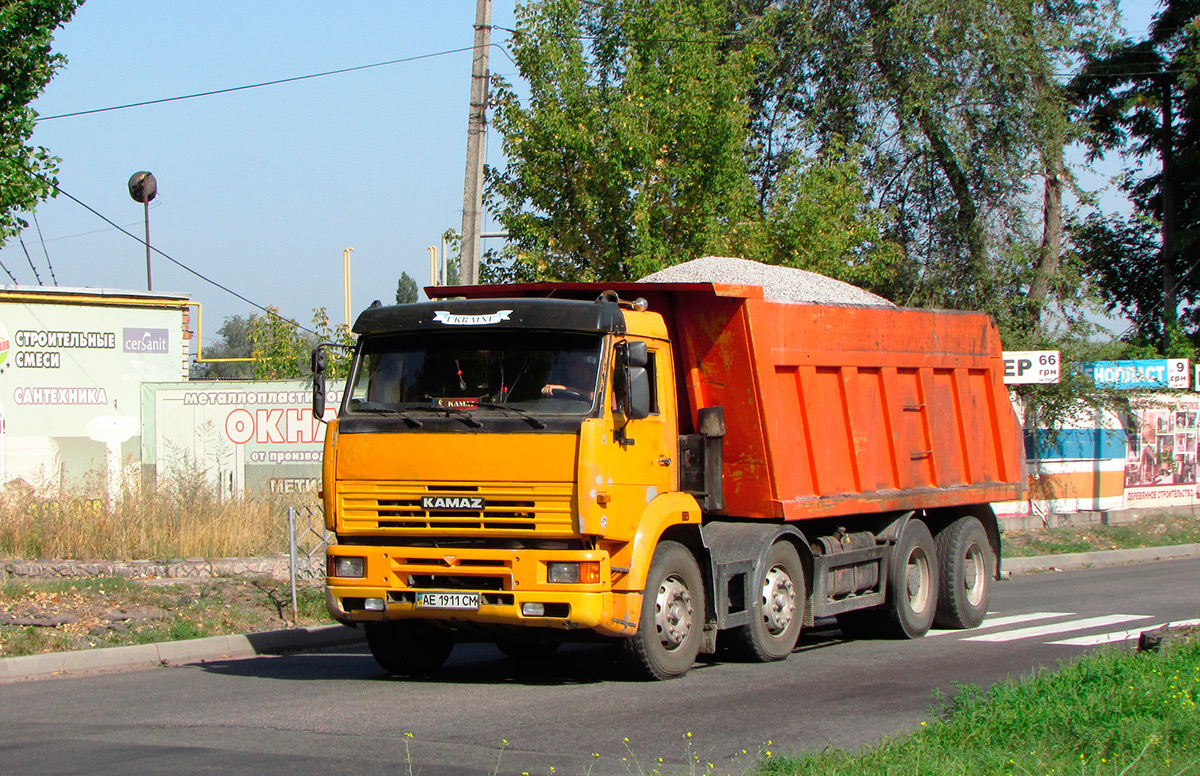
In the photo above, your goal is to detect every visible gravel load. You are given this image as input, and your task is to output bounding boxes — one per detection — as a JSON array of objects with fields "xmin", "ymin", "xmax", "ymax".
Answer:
[{"xmin": 637, "ymin": 256, "xmax": 894, "ymax": 307}]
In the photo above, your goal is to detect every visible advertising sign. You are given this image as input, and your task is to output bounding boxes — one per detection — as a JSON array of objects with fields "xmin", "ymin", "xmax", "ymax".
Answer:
[
  {"xmin": 142, "ymin": 380, "xmax": 337, "ymax": 497},
  {"xmin": 0, "ymin": 292, "xmax": 188, "ymax": 486},
  {"xmin": 1083, "ymin": 359, "xmax": 1190, "ymax": 390},
  {"xmin": 1124, "ymin": 394, "xmax": 1200, "ymax": 507},
  {"xmin": 1002, "ymin": 350, "xmax": 1060, "ymax": 384}
]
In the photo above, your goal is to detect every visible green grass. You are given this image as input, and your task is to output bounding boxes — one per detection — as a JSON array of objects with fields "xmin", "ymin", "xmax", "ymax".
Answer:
[
  {"xmin": 1002, "ymin": 512, "xmax": 1200, "ymax": 558},
  {"xmin": 761, "ymin": 632, "xmax": 1200, "ymax": 776}
]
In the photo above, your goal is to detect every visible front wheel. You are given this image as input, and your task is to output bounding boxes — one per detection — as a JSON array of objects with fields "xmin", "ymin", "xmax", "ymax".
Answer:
[
  {"xmin": 622, "ymin": 541, "xmax": 706, "ymax": 680},
  {"xmin": 731, "ymin": 541, "xmax": 805, "ymax": 661},
  {"xmin": 934, "ymin": 516, "xmax": 994, "ymax": 629},
  {"xmin": 364, "ymin": 621, "xmax": 454, "ymax": 676}
]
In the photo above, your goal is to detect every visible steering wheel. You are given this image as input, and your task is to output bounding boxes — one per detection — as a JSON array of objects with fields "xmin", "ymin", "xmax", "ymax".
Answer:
[{"xmin": 549, "ymin": 387, "xmax": 588, "ymax": 401}]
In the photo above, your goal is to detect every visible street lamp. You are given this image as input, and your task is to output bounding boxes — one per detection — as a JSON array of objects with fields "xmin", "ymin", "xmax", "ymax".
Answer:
[{"xmin": 128, "ymin": 171, "xmax": 157, "ymax": 291}]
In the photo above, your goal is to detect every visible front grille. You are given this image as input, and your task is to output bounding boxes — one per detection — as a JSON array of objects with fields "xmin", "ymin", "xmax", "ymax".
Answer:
[{"xmin": 338, "ymin": 481, "xmax": 575, "ymax": 537}]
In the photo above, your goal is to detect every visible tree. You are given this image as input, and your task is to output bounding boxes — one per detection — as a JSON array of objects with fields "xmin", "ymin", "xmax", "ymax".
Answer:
[
  {"xmin": 486, "ymin": 0, "xmax": 761, "ymax": 282},
  {"xmin": 1072, "ymin": 0, "xmax": 1200, "ymax": 350},
  {"xmin": 486, "ymin": 0, "xmax": 1114, "ymax": 332},
  {"xmin": 190, "ymin": 314, "xmax": 253, "ymax": 380},
  {"xmin": 442, "ymin": 228, "xmax": 462, "ymax": 285},
  {"xmin": 739, "ymin": 0, "xmax": 1114, "ymax": 325},
  {"xmin": 395, "ymin": 271, "xmax": 418, "ymax": 304},
  {"xmin": 248, "ymin": 307, "xmax": 355, "ymax": 380},
  {"xmin": 0, "ymin": 0, "xmax": 82, "ymax": 247}
]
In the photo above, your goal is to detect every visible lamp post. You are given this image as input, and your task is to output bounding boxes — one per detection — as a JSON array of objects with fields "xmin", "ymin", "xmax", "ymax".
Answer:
[{"xmin": 128, "ymin": 171, "xmax": 157, "ymax": 291}]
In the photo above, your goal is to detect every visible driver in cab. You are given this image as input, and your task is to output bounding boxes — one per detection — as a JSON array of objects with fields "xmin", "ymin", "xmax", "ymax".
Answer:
[{"xmin": 541, "ymin": 353, "xmax": 598, "ymax": 400}]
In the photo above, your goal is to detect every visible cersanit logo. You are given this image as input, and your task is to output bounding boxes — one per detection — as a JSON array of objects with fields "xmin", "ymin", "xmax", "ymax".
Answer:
[
  {"xmin": 433, "ymin": 310, "xmax": 513, "ymax": 326},
  {"xmin": 421, "ymin": 496, "xmax": 485, "ymax": 510},
  {"xmin": 123, "ymin": 327, "xmax": 169, "ymax": 354}
]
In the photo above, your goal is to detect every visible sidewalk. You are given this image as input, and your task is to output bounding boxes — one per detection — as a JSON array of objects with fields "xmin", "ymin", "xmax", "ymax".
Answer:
[
  {"xmin": 3, "ymin": 543, "xmax": 1199, "ymax": 683},
  {"xmin": 0, "ymin": 622, "xmax": 364, "ymax": 683}
]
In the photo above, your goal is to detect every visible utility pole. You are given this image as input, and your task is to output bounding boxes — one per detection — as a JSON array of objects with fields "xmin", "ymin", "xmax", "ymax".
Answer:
[
  {"xmin": 460, "ymin": 0, "xmax": 491, "ymax": 285},
  {"xmin": 1160, "ymin": 74, "xmax": 1178, "ymax": 353}
]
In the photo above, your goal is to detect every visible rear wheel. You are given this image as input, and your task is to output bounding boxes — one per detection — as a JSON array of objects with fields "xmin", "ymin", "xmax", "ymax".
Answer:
[
  {"xmin": 732, "ymin": 541, "xmax": 804, "ymax": 661},
  {"xmin": 622, "ymin": 541, "xmax": 705, "ymax": 680},
  {"xmin": 364, "ymin": 621, "xmax": 454, "ymax": 676},
  {"xmin": 934, "ymin": 516, "xmax": 994, "ymax": 629},
  {"xmin": 878, "ymin": 518, "xmax": 939, "ymax": 639}
]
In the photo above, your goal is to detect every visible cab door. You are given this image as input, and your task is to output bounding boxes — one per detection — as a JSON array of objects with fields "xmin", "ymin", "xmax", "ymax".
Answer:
[{"xmin": 605, "ymin": 338, "xmax": 677, "ymax": 518}]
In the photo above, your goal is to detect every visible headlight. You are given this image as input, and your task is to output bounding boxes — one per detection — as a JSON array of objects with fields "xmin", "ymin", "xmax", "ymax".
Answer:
[
  {"xmin": 547, "ymin": 562, "xmax": 600, "ymax": 584},
  {"xmin": 331, "ymin": 555, "xmax": 365, "ymax": 578}
]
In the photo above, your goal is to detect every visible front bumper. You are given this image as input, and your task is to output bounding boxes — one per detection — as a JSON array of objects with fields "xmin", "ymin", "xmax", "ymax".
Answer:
[{"xmin": 326, "ymin": 544, "xmax": 637, "ymax": 636}]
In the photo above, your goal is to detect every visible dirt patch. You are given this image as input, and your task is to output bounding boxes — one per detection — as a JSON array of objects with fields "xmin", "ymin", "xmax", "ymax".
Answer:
[{"xmin": 0, "ymin": 575, "xmax": 328, "ymax": 658}]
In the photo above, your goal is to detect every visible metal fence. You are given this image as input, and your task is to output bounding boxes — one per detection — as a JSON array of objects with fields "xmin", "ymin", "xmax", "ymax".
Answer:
[{"xmin": 287, "ymin": 504, "xmax": 332, "ymax": 622}]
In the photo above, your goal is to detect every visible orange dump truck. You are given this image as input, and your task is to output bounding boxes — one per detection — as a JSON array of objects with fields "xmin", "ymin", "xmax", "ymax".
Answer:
[{"xmin": 313, "ymin": 281, "xmax": 1025, "ymax": 679}]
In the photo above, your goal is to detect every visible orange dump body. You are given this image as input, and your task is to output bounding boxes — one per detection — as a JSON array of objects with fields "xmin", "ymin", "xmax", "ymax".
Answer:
[{"xmin": 439, "ymin": 281, "xmax": 1026, "ymax": 522}]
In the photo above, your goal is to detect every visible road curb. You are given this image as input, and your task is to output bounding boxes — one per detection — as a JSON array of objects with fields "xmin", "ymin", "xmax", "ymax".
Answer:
[
  {"xmin": 0, "ymin": 623, "xmax": 364, "ymax": 683},
  {"xmin": 1002, "ymin": 543, "xmax": 1200, "ymax": 575}
]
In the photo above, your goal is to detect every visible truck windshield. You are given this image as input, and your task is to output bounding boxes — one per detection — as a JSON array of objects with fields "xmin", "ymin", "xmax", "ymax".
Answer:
[{"xmin": 346, "ymin": 330, "xmax": 603, "ymax": 416}]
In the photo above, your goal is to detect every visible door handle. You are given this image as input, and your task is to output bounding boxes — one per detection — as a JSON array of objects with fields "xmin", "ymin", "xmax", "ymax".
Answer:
[{"xmin": 657, "ymin": 456, "xmax": 672, "ymax": 466}]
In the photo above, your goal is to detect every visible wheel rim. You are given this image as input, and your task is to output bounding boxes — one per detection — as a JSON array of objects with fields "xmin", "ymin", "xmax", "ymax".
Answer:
[
  {"xmin": 963, "ymin": 542, "xmax": 987, "ymax": 607},
  {"xmin": 655, "ymin": 574, "xmax": 695, "ymax": 651},
  {"xmin": 905, "ymin": 546, "xmax": 931, "ymax": 612},
  {"xmin": 761, "ymin": 563, "xmax": 796, "ymax": 635}
]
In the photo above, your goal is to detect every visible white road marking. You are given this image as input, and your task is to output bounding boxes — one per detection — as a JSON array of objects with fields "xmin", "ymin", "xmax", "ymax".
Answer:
[
  {"xmin": 926, "ymin": 611, "xmax": 1072, "ymax": 637},
  {"xmin": 961, "ymin": 614, "xmax": 1155, "ymax": 643},
  {"xmin": 1049, "ymin": 618, "xmax": 1200, "ymax": 646}
]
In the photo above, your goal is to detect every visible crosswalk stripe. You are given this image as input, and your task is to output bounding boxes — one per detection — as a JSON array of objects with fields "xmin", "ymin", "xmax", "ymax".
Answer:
[
  {"xmin": 961, "ymin": 614, "xmax": 1155, "ymax": 643},
  {"xmin": 1049, "ymin": 618, "xmax": 1200, "ymax": 647},
  {"xmin": 926, "ymin": 611, "xmax": 1072, "ymax": 637}
]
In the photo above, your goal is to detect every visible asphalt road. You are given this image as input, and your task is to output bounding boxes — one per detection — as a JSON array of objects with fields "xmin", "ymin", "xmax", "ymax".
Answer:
[{"xmin": 2, "ymin": 557, "xmax": 1197, "ymax": 776}]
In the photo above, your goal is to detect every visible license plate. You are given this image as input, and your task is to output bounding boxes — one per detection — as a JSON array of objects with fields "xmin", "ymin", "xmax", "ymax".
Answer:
[{"xmin": 415, "ymin": 591, "xmax": 481, "ymax": 610}]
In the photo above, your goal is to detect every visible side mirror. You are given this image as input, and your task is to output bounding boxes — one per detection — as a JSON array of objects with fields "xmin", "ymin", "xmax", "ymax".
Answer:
[
  {"xmin": 625, "ymin": 340, "xmax": 648, "ymax": 368},
  {"xmin": 313, "ymin": 374, "xmax": 327, "ymax": 420},
  {"xmin": 312, "ymin": 346, "xmax": 328, "ymax": 421},
  {"xmin": 625, "ymin": 366, "xmax": 651, "ymax": 420}
]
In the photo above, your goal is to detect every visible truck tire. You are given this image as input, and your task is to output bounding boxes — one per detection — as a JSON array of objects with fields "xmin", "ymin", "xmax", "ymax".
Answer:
[
  {"xmin": 934, "ymin": 515, "xmax": 994, "ymax": 629},
  {"xmin": 880, "ymin": 518, "xmax": 939, "ymax": 639},
  {"xmin": 732, "ymin": 541, "xmax": 805, "ymax": 661},
  {"xmin": 622, "ymin": 541, "xmax": 705, "ymax": 680},
  {"xmin": 364, "ymin": 621, "xmax": 454, "ymax": 676}
]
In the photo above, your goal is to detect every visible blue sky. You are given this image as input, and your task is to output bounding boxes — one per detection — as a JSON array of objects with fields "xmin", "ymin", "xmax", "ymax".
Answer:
[{"xmin": 0, "ymin": 0, "xmax": 1165, "ymax": 353}]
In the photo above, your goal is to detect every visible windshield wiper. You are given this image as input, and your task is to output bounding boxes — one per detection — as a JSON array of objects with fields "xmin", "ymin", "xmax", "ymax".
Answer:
[
  {"xmin": 401, "ymin": 404, "xmax": 485, "ymax": 428},
  {"xmin": 348, "ymin": 401, "xmax": 423, "ymax": 428},
  {"xmin": 475, "ymin": 401, "xmax": 548, "ymax": 429}
]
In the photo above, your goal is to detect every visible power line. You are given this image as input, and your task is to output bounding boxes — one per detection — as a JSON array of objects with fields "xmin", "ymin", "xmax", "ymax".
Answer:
[
  {"xmin": 52, "ymin": 185, "xmax": 316, "ymax": 336},
  {"xmin": 16, "ymin": 232, "xmax": 44, "ymax": 285},
  {"xmin": 31, "ymin": 212, "xmax": 58, "ymax": 285},
  {"xmin": 0, "ymin": 257, "xmax": 18, "ymax": 284},
  {"xmin": 36, "ymin": 43, "xmax": 509, "ymax": 122}
]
